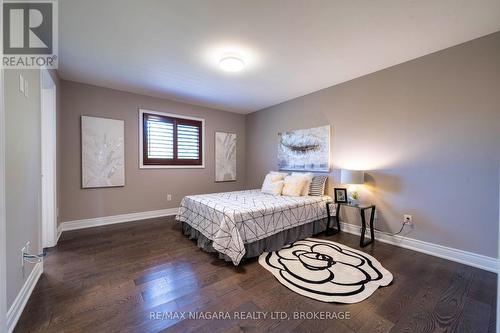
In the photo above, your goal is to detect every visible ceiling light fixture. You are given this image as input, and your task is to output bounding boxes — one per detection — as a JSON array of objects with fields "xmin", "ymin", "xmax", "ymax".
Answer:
[{"xmin": 219, "ymin": 56, "xmax": 245, "ymax": 72}]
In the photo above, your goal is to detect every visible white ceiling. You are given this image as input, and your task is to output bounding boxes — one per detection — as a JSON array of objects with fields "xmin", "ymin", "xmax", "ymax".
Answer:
[{"xmin": 59, "ymin": 0, "xmax": 500, "ymax": 114}]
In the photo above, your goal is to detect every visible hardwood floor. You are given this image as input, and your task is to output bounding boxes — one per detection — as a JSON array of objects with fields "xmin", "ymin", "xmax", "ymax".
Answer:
[{"xmin": 14, "ymin": 217, "xmax": 497, "ymax": 333}]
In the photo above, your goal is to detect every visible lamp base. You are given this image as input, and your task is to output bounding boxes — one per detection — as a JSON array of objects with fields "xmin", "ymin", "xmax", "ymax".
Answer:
[{"xmin": 348, "ymin": 199, "xmax": 360, "ymax": 206}]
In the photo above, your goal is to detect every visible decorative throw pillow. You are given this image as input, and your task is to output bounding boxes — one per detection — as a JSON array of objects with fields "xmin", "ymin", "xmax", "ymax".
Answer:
[
  {"xmin": 270, "ymin": 171, "xmax": 289, "ymax": 178},
  {"xmin": 261, "ymin": 173, "xmax": 286, "ymax": 195},
  {"xmin": 262, "ymin": 180, "xmax": 285, "ymax": 195},
  {"xmin": 282, "ymin": 175, "xmax": 308, "ymax": 197},
  {"xmin": 292, "ymin": 172, "xmax": 314, "ymax": 196},
  {"xmin": 309, "ymin": 175, "xmax": 328, "ymax": 196}
]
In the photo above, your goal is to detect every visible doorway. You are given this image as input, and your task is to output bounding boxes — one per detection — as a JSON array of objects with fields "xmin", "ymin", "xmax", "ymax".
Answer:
[{"xmin": 40, "ymin": 69, "xmax": 57, "ymax": 248}]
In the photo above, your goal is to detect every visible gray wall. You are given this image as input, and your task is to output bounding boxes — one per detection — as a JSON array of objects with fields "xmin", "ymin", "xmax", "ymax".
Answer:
[
  {"xmin": 5, "ymin": 69, "xmax": 42, "ymax": 308},
  {"xmin": 246, "ymin": 32, "xmax": 500, "ymax": 258},
  {"xmin": 60, "ymin": 80, "xmax": 246, "ymax": 222}
]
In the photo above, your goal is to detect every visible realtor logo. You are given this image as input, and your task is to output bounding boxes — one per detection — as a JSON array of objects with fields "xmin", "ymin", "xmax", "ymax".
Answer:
[{"xmin": 2, "ymin": 1, "xmax": 58, "ymax": 68}]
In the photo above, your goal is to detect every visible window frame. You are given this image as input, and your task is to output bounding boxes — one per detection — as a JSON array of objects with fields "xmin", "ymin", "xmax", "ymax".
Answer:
[{"xmin": 139, "ymin": 109, "xmax": 205, "ymax": 169}]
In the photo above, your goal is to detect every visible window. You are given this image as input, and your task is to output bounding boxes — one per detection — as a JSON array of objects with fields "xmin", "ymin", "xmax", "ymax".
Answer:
[{"xmin": 139, "ymin": 110, "xmax": 204, "ymax": 168}]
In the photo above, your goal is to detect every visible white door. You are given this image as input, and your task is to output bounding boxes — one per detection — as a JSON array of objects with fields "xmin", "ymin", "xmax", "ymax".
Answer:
[{"xmin": 41, "ymin": 69, "xmax": 57, "ymax": 248}]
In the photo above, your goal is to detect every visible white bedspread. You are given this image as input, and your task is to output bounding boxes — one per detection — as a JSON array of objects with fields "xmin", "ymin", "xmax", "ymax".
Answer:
[{"xmin": 176, "ymin": 190, "xmax": 332, "ymax": 265}]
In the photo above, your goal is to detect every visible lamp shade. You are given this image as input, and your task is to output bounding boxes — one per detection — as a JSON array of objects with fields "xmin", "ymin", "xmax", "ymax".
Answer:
[{"xmin": 340, "ymin": 169, "xmax": 364, "ymax": 185}]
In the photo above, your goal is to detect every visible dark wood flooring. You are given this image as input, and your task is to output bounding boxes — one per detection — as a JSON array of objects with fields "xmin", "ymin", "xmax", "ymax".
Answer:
[{"xmin": 14, "ymin": 217, "xmax": 497, "ymax": 333}]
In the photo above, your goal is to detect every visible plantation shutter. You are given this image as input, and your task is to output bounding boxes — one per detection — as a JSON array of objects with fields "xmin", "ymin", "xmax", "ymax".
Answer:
[
  {"xmin": 145, "ymin": 114, "xmax": 174, "ymax": 160},
  {"xmin": 142, "ymin": 112, "xmax": 202, "ymax": 166},
  {"xmin": 177, "ymin": 123, "xmax": 200, "ymax": 160}
]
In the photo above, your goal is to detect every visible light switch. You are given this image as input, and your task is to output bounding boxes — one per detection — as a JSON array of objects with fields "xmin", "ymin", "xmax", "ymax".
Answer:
[{"xmin": 19, "ymin": 74, "xmax": 24, "ymax": 93}]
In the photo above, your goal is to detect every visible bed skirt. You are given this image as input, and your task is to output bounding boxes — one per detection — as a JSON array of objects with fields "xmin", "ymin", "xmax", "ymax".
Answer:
[{"xmin": 181, "ymin": 218, "xmax": 329, "ymax": 264}]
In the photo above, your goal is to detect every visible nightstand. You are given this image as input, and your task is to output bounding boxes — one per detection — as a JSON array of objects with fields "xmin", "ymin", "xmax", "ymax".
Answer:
[
  {"xmin": 326, "ymin": 202, "xmax": 376, "ymax": 247},
  {"xmin": 325, "ymin": 201, "xmax": 341, "ymax": 235}
]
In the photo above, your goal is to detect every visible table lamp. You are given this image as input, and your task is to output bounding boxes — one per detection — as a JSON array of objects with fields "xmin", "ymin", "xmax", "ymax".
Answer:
[{"xmin": 340, "ymin": 169, "xmax": 365, "ymax": 204}]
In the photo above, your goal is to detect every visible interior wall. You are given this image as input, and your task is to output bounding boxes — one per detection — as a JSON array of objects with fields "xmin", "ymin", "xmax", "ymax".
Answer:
[
  {"xmin": 4, "ymin": 69, "xmax": 42, "ymax": 308},
  {"xmin": 245, "ymin": 32, "xmax": 500, "ymax": 258},
  {"xmin": 60, "ymin": 80, "xmax": 246, "ymax": 222}
]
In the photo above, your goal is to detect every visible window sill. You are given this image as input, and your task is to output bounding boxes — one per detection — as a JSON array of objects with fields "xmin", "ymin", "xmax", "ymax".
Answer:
[{"xmin": 139, "ymin": 164, "xmax": 205, "ymax": 169}]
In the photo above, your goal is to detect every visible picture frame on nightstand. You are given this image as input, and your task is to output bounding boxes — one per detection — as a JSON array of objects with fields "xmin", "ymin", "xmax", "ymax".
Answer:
[{"xmin": 334, "ymin": 188, "xmax": 348, "ymax": 203}]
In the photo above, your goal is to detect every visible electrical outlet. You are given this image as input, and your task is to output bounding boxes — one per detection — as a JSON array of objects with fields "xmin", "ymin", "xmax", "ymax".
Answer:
[
  {"xmin": 403, "ymin": 214, "xmax": 413, "ymax": 225},
  {"xmin": 167, "ymin": 194, "xmax": 172, "ymax": 201}
]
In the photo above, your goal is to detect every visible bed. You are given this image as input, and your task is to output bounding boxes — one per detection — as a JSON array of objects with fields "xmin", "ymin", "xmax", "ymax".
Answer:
[{"xmin": 176, "ymin": 189, "xmax": 332, "ymax": 265}]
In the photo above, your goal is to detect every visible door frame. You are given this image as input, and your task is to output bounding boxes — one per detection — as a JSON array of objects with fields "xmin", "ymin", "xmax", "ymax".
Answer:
[
  {"xmin": 0, "ymin": 69, "xmax": 6, "ymax": 333},
  {"xmin": 40, "ymin": 69, "xmax": 57, "ymax": 248},
  {"xmin": 0, "ymin": 0, "xmax": 8, "ymax": 331}
]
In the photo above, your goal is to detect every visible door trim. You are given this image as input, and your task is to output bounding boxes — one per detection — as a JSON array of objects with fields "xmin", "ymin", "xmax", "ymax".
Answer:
[
  {"xmin": 0, "ymin": 0, "xmax": 8, "ymax": 330},
  {"xmin": 40, "ymin": 69, "xmax": 57, "ymax": 248}
]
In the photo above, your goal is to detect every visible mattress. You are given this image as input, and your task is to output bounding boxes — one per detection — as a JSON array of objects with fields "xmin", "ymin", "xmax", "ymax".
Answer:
[{"xmin": 176, "ymin": 189, "xmax": 332, "ymax": 265}]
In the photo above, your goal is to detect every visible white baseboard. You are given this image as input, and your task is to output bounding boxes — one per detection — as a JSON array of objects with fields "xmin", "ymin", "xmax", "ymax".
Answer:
[
  {"xmin": 56, "ymin": 224, "xmax": 62, "ymax": 243},
  {"xmin": 60, "ymin": 207, "xmax": 497, "ymax": 273},
  {"xmin": 60, "ymin": 208, "xmax": 178, "ymax": 232},
  {"xmin": 339, "ymin": 221, "xmax": 498, "ymax": 273},
  {"xmin": 7, "ymin": 262, "xmax": 43, "ymax": 333}
]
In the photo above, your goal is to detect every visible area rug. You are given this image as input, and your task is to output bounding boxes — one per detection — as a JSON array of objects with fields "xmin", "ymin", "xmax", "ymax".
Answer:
[{"xmin": 259, "ymin": 238, "xmax": 393, "ymax": 303}]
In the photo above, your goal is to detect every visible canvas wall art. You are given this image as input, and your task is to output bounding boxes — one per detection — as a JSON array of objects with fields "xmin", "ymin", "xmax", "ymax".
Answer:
[
  {"xmin": 215, "ymin": 132, "xmax": 237, "ymax": 182},
  {"xmin": 81, "ymin": 116, "xmax": 125, "ymax": 188},
  {"xmin": 278, "ymin": 125, "xmax": 330, "ymax": 172}
]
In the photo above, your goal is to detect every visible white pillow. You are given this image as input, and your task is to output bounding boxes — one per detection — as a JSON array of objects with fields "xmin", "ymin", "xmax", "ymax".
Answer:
[
  {"xmin": 292, "ymin": 172, "xmax": 314, "ymax": 196},
  {"xmin": 261, "ymin": 173, "xmax": 285, "ymax": 195},
  {"xmin": 262, "ymin": 180, "xmax": 284, "ymax": 195},
  {"xmin": 263, "ymin": 173, "xmax": 285, "ymax": 184},
  {"xmin": 282, "ymin": 175, "xmax": 308, "ymax": 197},
  {"xmin": 270, "ymin": 171, "xmax": 289, "ymax": 178}
]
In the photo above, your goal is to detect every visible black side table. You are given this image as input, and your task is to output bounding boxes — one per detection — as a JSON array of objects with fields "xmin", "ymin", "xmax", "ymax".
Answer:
[
  {"xmin": 326, "ymin": 202, "xmax": 376, "ymax": 247},
  {"xmin": 325, "ymin": 202, "xmax": 341, "ymax": 235}
]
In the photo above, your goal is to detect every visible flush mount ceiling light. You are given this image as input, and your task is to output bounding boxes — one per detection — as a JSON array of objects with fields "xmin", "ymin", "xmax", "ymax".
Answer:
[
  {"xmin": 219, "ymin": 56, "xmax": 245, "ymax": 72},
  {"xmin": 204, "ymin": 44, "xmax": 257, "ymax": 73}
]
